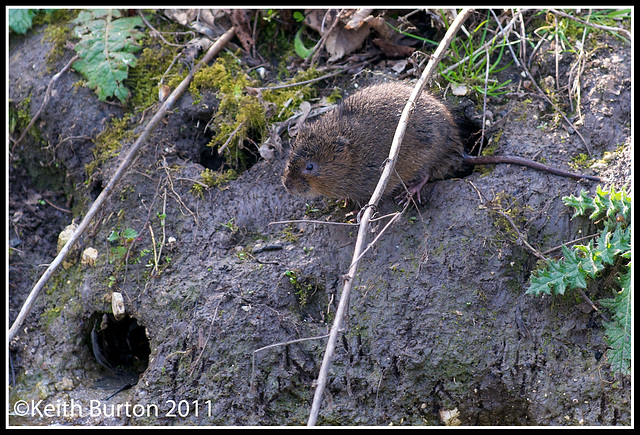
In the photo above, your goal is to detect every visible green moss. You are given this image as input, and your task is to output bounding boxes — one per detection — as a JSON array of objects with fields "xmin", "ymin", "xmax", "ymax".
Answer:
[
  {"xmin": 281, "ymin": 224, "xmax": 301, "ymax": 243},
  {"xmin": 261, "ymin": 67, "xmax": 322, "ymax": 121},
  {"xmin": 190, "ymin": 52, "xmax": 325, "ymax": 171},
  {"xmin": 570, "ymin": 152, "xmax": 593, "ymax": 169},
  {"xmin": 9, "ymin": 96, "xmax": 44, "ymax": 144},
  {"xmin": 85, "ymin": 114, "xmax": 136, "ymax": 178},
  {"xmin": 490, "ymin": 192, "xmax": 532, "ymax": 246},
  {"xmin": 126, "ymin": 44, "xmax": 183, "ymax": 111},
  {"xmin": 42, "ymin": 23, "xmax": 72, "ymax": 64},
  {"xmin": 191, "ymin": 168, "xmax": 239, "ymax": 197},
  {"xmin": 189, "ymin": 54, "xmax": 264, "ymax": 170}
]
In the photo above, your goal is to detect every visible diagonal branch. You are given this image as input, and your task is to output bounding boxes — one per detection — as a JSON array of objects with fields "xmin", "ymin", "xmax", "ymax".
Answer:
[
  {"xmin": 8, "ymin": 27, "xmax": 236, "ymax": 342},
  {"xmin": 306, "ymin": 8, "xmax": 474, "ymax": 426}
]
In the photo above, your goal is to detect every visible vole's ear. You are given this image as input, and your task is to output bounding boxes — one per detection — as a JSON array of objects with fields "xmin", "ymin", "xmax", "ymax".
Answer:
[{"xmin": 335, "ymin": 136, "xmax": 351, "ymax": 151}]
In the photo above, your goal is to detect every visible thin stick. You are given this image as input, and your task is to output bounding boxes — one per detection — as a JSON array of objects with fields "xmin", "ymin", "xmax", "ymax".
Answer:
[
  {"xmin": 217, "ymin": 121, "xmax": 244, "ymax": 155},
  {"xmin": 306, "ymin": 9, "xmax": 474, "ymax": 426},
  {"xmin": 250, "ymin": 334, "xmax": 331, "ymax": 395},
  {"xmin": 10, "ymin": 54, "xmax": 79, "ymax": 154},
  {"xmin": 247, "ymin": 69, "xmax": 344, "ymax": 92},
  {"xmin": 492, "ymin": 209, "xmax": 547, "ymax": 261},
  {"xmin": 305, "ymin": 9, "xmax": 345, "ymax": 67},
  {"xmin": 8, "ymin": 27, "xmax": 236, "ymax": 342},
  {"xmin": 477, "ymin": 47, "xmax": 490, "ymax": 155},
  {"xmin": 270, "ymin": 219, "xmax": 357, "ymax": 226}
]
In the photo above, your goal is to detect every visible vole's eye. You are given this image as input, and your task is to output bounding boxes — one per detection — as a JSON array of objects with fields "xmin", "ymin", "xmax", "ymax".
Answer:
[{"xmin": 303, "ymin": 162, "xmax": 318, "ymax": 174}]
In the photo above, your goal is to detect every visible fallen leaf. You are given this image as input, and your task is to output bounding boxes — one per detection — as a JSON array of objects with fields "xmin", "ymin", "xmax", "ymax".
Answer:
[
  {"xmin": 163, "ymin": 9, "xmax": 197, "ymax": 26},
  {"xmin": 325, "ymin": 25, "xmax": 370, "ymax": 62},
  {"xmin": 228, "ymin": 9, "xmax": 253, "ymax": 52},
  {"xmin": 365, "ymin": 15, "xmax": 401, "ymax": 41},
  {"xmin": 305, "ymin": 9, "xmax": 370, "ymax": 62},
  {"xmin": 390, "ymin": 59, "xmax": 408, "ymax": 73},
  {"xmin": 344, "ymin": 8, "xmax": 374, "ymax": 29}
]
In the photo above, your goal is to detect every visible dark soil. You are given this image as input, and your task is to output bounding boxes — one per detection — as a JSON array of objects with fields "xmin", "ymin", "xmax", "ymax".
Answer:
[{"xmin": 8, "ymin": 10, "xmax": 631, "ymax": 427}]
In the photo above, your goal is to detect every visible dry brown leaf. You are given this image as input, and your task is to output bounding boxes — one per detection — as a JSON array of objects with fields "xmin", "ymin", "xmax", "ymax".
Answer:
[
  {"xmin": 196, "ymin": 9, "xmax": 231, "ymax": 36},
  {"xmin": 364, "ymin": 15, "xmax": 400, "ymax": 41},
  {"xmin": 345, "ymin": 8, "xmax": 374, "ymax": 29},
  {"xmin": 228, "ymin": 9, "xmax": 254, "ymax": 52},
  {"xmin": 163, "ymin": 9, "xmax": 198, "ymax": 26},
  {"xmin": 304, "ymin": 9, "xmax": 371, "ymax": 62},
  {"xmin": 259, "ymin": 125, "xmax": 282, "ymax": 161},
  {"xmin": 325, "ymin": 25, "xmax": 370, "ymax": 62}
]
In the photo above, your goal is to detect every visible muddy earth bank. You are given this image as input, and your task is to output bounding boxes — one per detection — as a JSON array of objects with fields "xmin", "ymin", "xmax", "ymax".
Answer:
[{"xmin": 9, "ymin": 19, "xmax": 631, "ymax": 426}]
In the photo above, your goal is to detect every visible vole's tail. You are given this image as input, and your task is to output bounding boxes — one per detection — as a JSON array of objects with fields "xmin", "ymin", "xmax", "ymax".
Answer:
[{"xmin": 463, "ymin": 154, "xmax": 602, "ymax": 182}]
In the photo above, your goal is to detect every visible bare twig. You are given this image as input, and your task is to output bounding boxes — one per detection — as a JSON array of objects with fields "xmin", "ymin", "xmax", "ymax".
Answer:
[
  {"xmin": 554, "ymin": 14, "xmax": 560, "ymax": 93},
  {"xmin": 492, "ymin": 209, "xmax": 547, "ymax": 261},
  {"xmin": 540, "ymin": 233, "xmax": 598, "ymax": 255},
  {"xmin": 306, "ymin": 9, "xmax": 474, "ymax": 426},
  {"xmin": 217, "ymin": 121, "xmax": 244, "ymax": 155},
  {"xmin": 576, "ymin": 287, "xmax": 610, "ymax": 322},
  {"xmin": 440, "ymin": 10, "xmax": 521, "ymax": 76},
  {"xmin": 304, "ymin": 9, "xmax": 345, "ymax": 67},
  {"xmin": 8, "ymin": 27, "xmax": 237, "ymax": 342},
  {"xmin": 477, "ymin": 47, "xmax": 491, "ymax": 155},
  {"xmin": 250, "ymin": 334, "xmax": 331, "ymax": 395},
  {"xmin": 270, "ymin": 219, "xmax": 357, "ymax": 227},
  {"xmin": 568, "ymin": 9, "xmax": 593, "ymax": 117},
  {"xmin": 247, "ymin": 69, "xmax": 344, "ymax": 92},
  {"xmin": 10, "ymin": 54, "xmax": 79, "ymax": 155},
  {"xmin": 139, "ymin": 9, "xmax": 188, "ymax": 47}
]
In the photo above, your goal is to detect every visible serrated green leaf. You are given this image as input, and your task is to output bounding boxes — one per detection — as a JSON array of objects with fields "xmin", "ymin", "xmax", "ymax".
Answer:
[
  {"xmin": 121, "ymin": 228, "xmax": 139, "ymax": 241},
  {"xmin": 9, "ymin": 9, "xmax": 36, "ymax": 34},
  {"xmin": 526, "ymin": 271, "xmax": 554, "ymax": 296},
  {"xmin": 527, "ymin": 260, "xmax": 570, "ymax": 296},
  {"xmin": 574, "ymin": 243, "xmax": 603, "ymax": 278},
  {"xmin": 531, "ymin": 187, "xmax": 631, "ymax": 375},
  {"xmin": 107, "ymin": 230, "xmax": 120, "ymax": 242},
  {"xmin": 603, "ymin": 321, "xmax": 631, "ymax": 375},
  {"xmin": 72, "ymin": 12, "xmax": 144, "ymax": 103},
  {"xmin": 612, "ymin": 226, "xmax": 631, "ymax": 253}
]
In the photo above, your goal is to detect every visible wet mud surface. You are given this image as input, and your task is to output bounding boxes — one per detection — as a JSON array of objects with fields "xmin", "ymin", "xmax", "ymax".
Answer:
[{"xmin": 8, "ymin": 16, "xmax": 631, "ymax": 426}]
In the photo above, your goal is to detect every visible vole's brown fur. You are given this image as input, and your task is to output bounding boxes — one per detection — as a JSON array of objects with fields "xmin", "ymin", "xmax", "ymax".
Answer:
[{"xmin": 282, "ymin": 82, "xmax": 600, "ymax": 205}]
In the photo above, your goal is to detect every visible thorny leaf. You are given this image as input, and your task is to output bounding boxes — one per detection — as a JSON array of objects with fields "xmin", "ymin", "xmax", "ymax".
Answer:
[{"xmin": 528, "ymin": 187, "xmax": 631, "ymax": 375}]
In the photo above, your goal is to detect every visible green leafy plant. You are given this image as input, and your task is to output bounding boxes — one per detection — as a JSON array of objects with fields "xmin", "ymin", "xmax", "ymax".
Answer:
[
  {"xmin": 9, "ymin": 9, "xmax": 37, "ymax": 34},
  {"xmin": 535, "ymin": 9, "xmax": 631, "ymax": 44},
  {"xmin": 284, "ymin": 270, "xmax": 315, "ymax": 307},
  {"xmin": 107, "ymin": 227, "xmax": 139, "ymax": 263},
  {"xmin": 71, "ymin": 9, "xmax": 145, "ymax": 103},
  {"xmin": 527, "ymin": 186, "xmax": 631, "ymax": 375}
]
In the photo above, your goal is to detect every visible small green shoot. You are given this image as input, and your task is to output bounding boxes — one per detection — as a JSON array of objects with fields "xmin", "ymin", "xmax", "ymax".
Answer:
[{"xmin": 220, "ymin": 218, "xmax": 239, "ymax": 233}]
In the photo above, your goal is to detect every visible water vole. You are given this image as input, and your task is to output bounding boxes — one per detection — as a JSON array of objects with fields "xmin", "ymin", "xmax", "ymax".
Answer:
[{"xmin": 282, "ymin": 82, "xmax": 600, "ymax": 205}]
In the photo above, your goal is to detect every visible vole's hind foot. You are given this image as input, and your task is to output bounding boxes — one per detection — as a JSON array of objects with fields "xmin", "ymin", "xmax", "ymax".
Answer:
[{"xmin": 396, "ymin": 174, "xmax": 430, "ymax": 206}]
